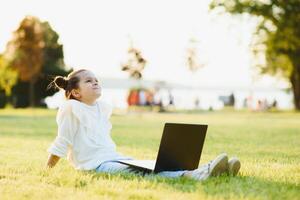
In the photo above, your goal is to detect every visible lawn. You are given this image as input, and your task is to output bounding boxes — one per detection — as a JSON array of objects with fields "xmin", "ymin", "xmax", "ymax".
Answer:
[{"xmin": 0, "ymin": 108, "xmax": 299, "ymax": 200}]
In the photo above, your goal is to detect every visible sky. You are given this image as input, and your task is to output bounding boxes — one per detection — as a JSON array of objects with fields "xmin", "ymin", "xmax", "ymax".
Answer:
[{"xmin": 0, "ymin": 0, "xmax": 289, "ymax": 89}]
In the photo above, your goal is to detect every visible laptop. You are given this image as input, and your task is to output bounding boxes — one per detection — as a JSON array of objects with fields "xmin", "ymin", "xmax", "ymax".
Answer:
[{"xmin": 118, "ymin": 123, "xmax": 207, "ymax": 173}]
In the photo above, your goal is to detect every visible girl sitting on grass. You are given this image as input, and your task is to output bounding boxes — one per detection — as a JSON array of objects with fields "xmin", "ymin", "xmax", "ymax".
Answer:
[{"xmin": 46, "ymin": 69, "xmax": 241, "ymax": 180}]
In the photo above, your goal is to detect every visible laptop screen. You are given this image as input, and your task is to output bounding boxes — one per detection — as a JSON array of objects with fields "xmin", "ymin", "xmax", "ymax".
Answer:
[{"xmin": 154, "ymin": 123, "xmax": 207, "ymax": 173}]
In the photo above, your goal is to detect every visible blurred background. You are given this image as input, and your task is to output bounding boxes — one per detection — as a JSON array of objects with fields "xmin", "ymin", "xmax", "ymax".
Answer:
[{"xmin": 0, "ymin": 0, "xmax": 299, "ymax": 112}]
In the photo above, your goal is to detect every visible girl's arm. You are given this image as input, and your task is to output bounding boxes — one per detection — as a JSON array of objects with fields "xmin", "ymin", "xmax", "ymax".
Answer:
[
  {"xmin": 47, "ymin": 102, "xmax": 77, "ymax": 168},
  {"xmin": 46, "ymin": 154, "xmax": 60, "ymax": 168}
]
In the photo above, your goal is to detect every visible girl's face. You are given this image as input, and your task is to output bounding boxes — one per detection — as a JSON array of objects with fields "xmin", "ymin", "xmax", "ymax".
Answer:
[{"xmin": 71, "ymin": 70, "xmax": 101, "ymax": 105}]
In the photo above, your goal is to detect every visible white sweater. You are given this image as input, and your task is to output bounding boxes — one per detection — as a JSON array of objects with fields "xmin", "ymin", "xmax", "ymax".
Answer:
[{"xmin": 48, "ymin": 99, "xmax": 129, "ymax": 170}]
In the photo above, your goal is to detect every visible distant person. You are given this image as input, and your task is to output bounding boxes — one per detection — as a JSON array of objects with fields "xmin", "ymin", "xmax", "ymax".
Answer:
[
  {"xmin": 243, "ymin": 98, "xmax": 247, "ymax": 108},
  {"xmin": 272, "ymin": 99, "xmax": 277, "ymax": 109},
  {"xmin": 194, "ymin": 97, "xmax": 200, "ymax": 109},
  {"xmin": 131, "ymin": 90, "xmax": 139, "ymax": 106},
  {"xmin": 229, "ymin": 93, "xmax": 235, "ymax": 107},
  {"xmin": 127, "ymin": 90, "xmax": 134, "ymax": 106},
  {"xmin": 153, "ymin": 90, "xmax": 164, "ymax": 112},
  {"xmin": 153, "ymin": 90, "xmax": 161, "ymax": 106},
  {"xmin": 246, "ymin": 95, "xmax": 254, "ymax": 110},
  {"xmin": 168, "ymin": 91, "xmax": 174, "ymax": 106},
  {"xmin": 138, "ymin": 89, "xmax": 147, "ymax": 106},
  {"xmin": 46, "ymin": 69, "xmax": 241, "ymax": 181},
  {"xmin": 166, "ymin": 91, "xmax": 175, "ymax": 111},
  {"xmin": 257, "ymin": 100, "xmax": 262, "ymax": 111},
  {"xmin": 145, "ymin": 90, "xmax": 154, "ymax": 106}
]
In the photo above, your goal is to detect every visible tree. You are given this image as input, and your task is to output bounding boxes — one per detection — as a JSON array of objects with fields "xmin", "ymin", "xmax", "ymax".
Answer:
[
  {"xmin": 5, "ymin": 16, "xmax": 44, "ymax": 107},
  {"xmin": 210, "ymin": 0, "xmax": 300, "ymax": 110},
  {"xmin": 186, "ymin": 38, "xmax": 206, "ymax": 73},
  {"xmin": 121, "ymin": 44, "xmax": 147, "ymax": 80},
  {"xmin": 5, "ymin": 16, "xmax": 70, "ymax": 107}
]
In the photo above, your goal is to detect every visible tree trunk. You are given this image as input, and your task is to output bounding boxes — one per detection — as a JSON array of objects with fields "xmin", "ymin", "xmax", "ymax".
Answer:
[
  {"xmin": 29, "ymin": 78, "xmax": 36, "ymax": 107},
  {"xmin": 290, "ymin": 69, "xmax": 300, "ymax": 110},
  {"xmin": 290, "ymin": 53, "xmax": 300, "ymax": 110}
]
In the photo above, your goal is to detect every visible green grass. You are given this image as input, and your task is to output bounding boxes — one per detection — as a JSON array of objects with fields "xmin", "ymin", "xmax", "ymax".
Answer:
[{"xmin": 0, "ymin": 108, "xmax": 299, "ymax": 200}]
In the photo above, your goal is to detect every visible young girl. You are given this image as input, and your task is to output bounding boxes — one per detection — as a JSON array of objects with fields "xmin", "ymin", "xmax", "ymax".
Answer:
[{"xmin": 46, "ymin": 69, "xmax": 241, "ymax": 180}]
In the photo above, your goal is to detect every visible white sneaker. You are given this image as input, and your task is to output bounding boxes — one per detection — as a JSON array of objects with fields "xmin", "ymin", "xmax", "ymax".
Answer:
[
  {"xmin": 228, "ymin": 157, "xmax": 240, "ymax": 176},
  {"xmin": 184, "ymin": 153, "xmax": 229, "ymax": 181}
]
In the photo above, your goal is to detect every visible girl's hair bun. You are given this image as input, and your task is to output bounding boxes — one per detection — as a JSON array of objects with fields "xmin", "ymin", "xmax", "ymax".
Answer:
[{"xmin": 54, "ymin": 76, "xmax": 68, "ymax": 90}]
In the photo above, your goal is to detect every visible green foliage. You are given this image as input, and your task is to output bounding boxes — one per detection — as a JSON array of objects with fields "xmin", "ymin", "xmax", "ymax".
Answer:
[
  {"xmin": 210, "ymin": 0, "xmax": 300, "ymax": 109},
  {"xmin": 34, "ymin": 21, "xmax": 71, "ymax": 106},
  {"xmin": 0, "ymin": 55, "xmax": 18, "ymax": 96},
  {"xmin": 0, "ymin": 109, "xmax": 299, "ymax": 199},
  {"xmin": 41, "ymin": 21, "xmax": 65, "ymax": 73}
]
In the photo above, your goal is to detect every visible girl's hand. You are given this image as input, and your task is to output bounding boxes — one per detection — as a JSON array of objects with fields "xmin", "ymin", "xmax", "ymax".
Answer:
[{"xmin": 46, "ymin": 154, "xmax": 60, "ymax": 168}]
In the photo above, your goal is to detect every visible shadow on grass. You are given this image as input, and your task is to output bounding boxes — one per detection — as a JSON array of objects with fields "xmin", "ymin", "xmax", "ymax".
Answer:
[
  {"xmin": 200, "ymin": 175, "xmax": 299, "ymax": 199},
  {"xmin": 88, "ymin": 171, "xmax": 299, "ymax": 199}
]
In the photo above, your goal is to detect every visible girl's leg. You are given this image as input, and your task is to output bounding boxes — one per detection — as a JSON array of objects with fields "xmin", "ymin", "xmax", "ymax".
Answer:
[
  {"xmin": 154, "ymin": 153, "xmax": 229, "ymax": 180},
  {"xmin": 154, "ymin": 161, "xmax": 209, "ymax": 179},
  {"xmin": 95, "ymin": 153, "xmax": 234, "ymax": 181},
  {"xmin": 95, "ymin": 161, "xmax": 137, "ymax": 174},
  {"xmin": 96, "ymin": 160, "xmax": 186, "ymax": 177},
  {"xmin": 156, "ymin": 155, "xmax": 241, "ymax": 179},
  {"xmin": 155, "ymin": 170, "xmax": 187, "ymax": 178},
  {"xmin": 183, "ymin": 153, "xmax": 229, "ymax": 181}
]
